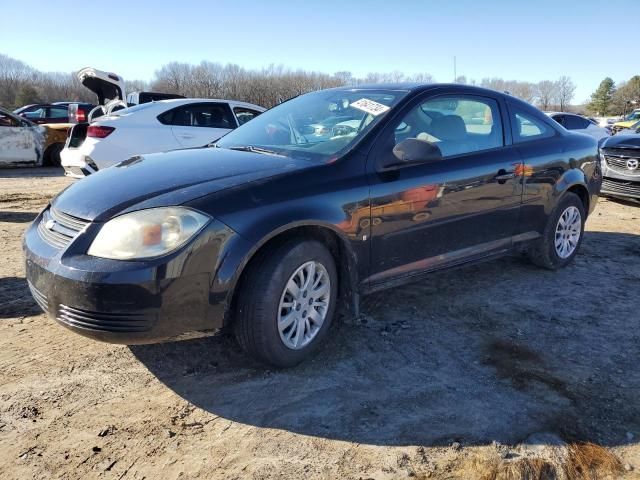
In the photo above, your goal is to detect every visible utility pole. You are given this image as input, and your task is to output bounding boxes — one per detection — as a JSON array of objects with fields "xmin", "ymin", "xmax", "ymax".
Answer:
[{"xmin": 453, "ymin": 56, "xmax": 457, "ymax": 82}]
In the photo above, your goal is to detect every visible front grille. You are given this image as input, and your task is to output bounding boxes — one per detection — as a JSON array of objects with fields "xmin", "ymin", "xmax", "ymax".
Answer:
[
  {"xmin": 601, "ymin": 177, "xmax": 640, "ymax": 198},
  {"xmin": 27, "ymin": 281, "xmax": 48, "ymax": 313},
  {"xmin": 604, "ymin": 153, "xmax": 640, "ymax": 177},
  {"xmin": 37, "ymin": 208, "xmax": 89, "ymax": 249},
  {"xmin": 57, "ymin": 304, "xmax": 153, "ymax": 333}
]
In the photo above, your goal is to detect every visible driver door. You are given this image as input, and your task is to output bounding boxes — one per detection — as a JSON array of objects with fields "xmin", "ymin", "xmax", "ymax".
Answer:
[
  {"xmin": 366, "ymin": 92, "xmax": 523, "ymax": 286},
  {"xmin": 0, "ymin": 112, "xmax": 41, "ymax": 165}
]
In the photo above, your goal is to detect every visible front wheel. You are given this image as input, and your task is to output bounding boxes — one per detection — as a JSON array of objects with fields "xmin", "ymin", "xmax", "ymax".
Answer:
[
  {"xmin": 44, "ymin": 143, "xmax": 63, "ymax": 167},
  {"xmin": 234, "ymin": 239, "xmax": 338, "ymax": 367},
  {"xmin": 527, "ymin": 192, "xmax": 586, "ymax": 270}
]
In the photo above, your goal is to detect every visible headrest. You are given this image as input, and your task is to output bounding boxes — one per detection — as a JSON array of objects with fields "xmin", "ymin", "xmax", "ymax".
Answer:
[{"xmin": 430, "ymin": 115, "xmax": 467, "ymax": 141}]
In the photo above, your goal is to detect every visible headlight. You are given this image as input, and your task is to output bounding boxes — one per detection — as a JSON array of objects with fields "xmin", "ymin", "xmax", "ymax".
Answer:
[{"xmin": 88, "ymin": 207, "xmax": 210, "ymax": 260}]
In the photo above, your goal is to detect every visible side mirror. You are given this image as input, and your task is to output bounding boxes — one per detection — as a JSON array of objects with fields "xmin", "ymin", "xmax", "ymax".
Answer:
[{"xmin": 382, "ymin": 138, "xmax": 443, "ymax": 169}]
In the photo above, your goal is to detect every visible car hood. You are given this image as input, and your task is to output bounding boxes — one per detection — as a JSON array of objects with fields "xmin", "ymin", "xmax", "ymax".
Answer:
[
  {"xmin": 614, "ymin": 120, "xmax": 637, "ymax": 128},
  {"xmin": 602, "ymin": 135, "xmax": 640, "ymax": 150},
  {"xmin": 52, "ymin": 147, "xmax": 309, "ymax": 222}
]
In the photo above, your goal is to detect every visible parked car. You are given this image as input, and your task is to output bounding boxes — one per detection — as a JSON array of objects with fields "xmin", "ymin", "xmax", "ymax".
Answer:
[
  {"xmin": 60, "ymin": 99, "xmax": 265, "ymax": 177},
  {"xmin": 76, "ymin": 67, "xmax": 187, "ymax": 121},
  {"xmin": 612, "ymin": 109, "xmax": 640, "ymax": 134},
  {"xmin": 615, "ymin": 119, "xmax": 640, "ymax": 135},
  {"xmin": 546, "ymin": 112, "xmax": 610, "ymax": 142},
  {"xmin": 600, "ymin": 133, "xmax": 640, "ymax": 200},
  {"xmin": 13, "ymin": 102, "xmax": 96, "ymax": 124},
  {"xmin": 126, "ymin": 91, "xmax": 185, "ymax": 105},
  {"xmin": 0, "ymin": 107, "xmax": 68, "ymax": 166},
  {"xmin": 24, "ymin": 84, "xmax": 601, "ymax": 367}
]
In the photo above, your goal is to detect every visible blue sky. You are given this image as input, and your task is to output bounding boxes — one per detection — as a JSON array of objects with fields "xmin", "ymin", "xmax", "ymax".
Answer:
[{"xmin": 2, "ymin": 0, "xmax": 637, "ymax": 103}]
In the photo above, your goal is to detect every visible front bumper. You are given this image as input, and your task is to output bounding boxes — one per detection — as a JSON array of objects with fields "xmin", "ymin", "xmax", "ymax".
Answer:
[
  {"xmin": 24, "ymin": 210, "xmax": 239, "ymax": 344},
  {"xmin": 601, "ymin": 177, "xmax": 640, "ymax": 199},
  {"xmin": 601, "ymin": 157, "xmax": 640, "ymax": 199}
]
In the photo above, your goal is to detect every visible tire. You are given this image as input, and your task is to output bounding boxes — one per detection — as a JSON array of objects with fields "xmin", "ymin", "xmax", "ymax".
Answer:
[
  {"xmin": 234, "ymin": 239, "xmax": 338, "ymax": 367},
  {"xmin": 527, "ymin": 192, "xmax": 586, "ymax": 270},
  {"xmin": 44, "ymin": 143, "xmax": 63, "ymax": 167}
]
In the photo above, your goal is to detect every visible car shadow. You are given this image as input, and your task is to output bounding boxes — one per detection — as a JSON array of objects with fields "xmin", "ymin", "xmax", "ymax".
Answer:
[
  {"xmin": 0, "ymin": 167, "xmax": 64, "ymax": 178},
  {"xmin": 0, "ymin": 211, "xmax": 38, "ymax": 223},
  {"xmin": 126, "ymin": 230, "xmax": 640, "ymax": 447},
  {"xmin": 603, "ymin": 195, "xmax": 640, "ymax": 208},
  {"xmin": 0, "ymin": 276, "xmax": 42, "ymax": 319}
]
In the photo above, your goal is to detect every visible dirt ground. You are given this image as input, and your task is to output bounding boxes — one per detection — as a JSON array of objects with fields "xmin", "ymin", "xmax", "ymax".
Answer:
[{"xmin": 1, "ymin": 168, "xmax": 639, "ymax": 480}]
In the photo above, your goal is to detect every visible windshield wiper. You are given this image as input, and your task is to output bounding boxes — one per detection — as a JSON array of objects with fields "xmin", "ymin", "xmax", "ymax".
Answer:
[{"xmin": 228, "ymin": 145, "xmax": 287, "ymax": 157}]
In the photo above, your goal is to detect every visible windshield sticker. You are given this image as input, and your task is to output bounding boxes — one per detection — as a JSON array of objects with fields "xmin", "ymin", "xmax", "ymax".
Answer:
[{"xmin": 350, "ymin": 98, "xmax": 391, "ymax": 116}]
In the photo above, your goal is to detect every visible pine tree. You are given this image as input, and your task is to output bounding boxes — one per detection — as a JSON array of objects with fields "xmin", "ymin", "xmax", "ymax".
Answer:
[{"xmin": 588, "ymin": 78, "xmax": 616, "ymax": 116}]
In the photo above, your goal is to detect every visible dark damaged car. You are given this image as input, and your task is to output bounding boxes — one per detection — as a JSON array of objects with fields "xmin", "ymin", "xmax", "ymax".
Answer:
[{"xmin": 24, "ymin": 84, "xmax": 601, "ymax": 367}]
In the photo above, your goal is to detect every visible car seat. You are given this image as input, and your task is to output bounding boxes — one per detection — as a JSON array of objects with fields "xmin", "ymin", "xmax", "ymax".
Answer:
[{"xmin": 429, "ymin": 115, "xmax": 477, "ymax": 157}]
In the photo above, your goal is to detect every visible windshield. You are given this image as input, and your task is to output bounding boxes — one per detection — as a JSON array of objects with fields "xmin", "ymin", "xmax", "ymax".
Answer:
[
  {"xmin": 625, "ymin": 111, "xmax": 640, "ymax": 121},
  {"xmin": 216, "ymin": 89, "xmax": 408, "ymax": 162}
]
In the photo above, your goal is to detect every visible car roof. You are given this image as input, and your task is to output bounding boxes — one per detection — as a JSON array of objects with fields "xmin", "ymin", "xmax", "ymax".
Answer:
[
  {"xmin": 328, "ymin": 82, "xmax": 510, "ymax": 96},
  {"xmin": 52, "ymin": 101, "xmax": 93, "ymax": 106},
  {"xmin": 0, "ymin": 106, "xmax": 27, "ymax": 122},
  {"xmin": 154, "ymin": 98, "xmax": 266, "ymax": 111}
]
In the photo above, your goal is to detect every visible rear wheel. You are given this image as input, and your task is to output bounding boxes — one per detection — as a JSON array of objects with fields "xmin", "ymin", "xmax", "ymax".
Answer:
[
  {"xmin": 234, "ymin": 239, "xmax": 338, "ymax": 367},
  {"xmin": 527, "ymin": 192, "xmax": 585, "ymax": 270}
]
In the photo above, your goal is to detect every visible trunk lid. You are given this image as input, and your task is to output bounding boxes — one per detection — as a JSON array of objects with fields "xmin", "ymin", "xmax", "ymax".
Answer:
[{"xmin": 77, "ymin": 67, "xmax": 126, "ymax": 105}]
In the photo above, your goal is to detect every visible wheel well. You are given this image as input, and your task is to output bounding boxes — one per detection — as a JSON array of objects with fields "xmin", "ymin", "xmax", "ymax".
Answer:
[
  {"xmin": 226, "ymin": 225, "xmax": 359, "ymax": 328},
  {"xmin": 567, "ymin": 184, "xmax": 589, "ymax": 212}
]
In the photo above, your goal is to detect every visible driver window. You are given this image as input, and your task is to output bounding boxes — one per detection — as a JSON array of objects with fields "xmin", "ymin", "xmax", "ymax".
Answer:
[{"xmin": 392, "ymin": 96, "xmax": 504, "ymax": 158}]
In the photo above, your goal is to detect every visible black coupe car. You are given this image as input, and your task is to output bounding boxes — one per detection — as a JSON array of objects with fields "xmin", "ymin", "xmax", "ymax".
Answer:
[{"xmin": 24, "ymin": 84, "xmax": 601, "ymax": 366}]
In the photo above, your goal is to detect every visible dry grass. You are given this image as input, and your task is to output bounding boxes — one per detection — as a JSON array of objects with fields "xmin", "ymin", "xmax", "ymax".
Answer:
[
  {"xmin": 456, "ymin": 442, "xmax": 625, "ymax": 480},
  {"xmin": 564, "ymin": 442, "xmax": 624, "ymax": 480},
  {"xmin": 475, "ymin": 457, "xmax": 557, "ymax": 480}
]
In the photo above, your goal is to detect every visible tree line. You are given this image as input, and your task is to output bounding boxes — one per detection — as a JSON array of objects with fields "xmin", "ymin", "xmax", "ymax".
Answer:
[
  {"xmin": 0, "ymin": 52, "xmax": 583, "ymax": 112},
  {"xmin": 586, "ymin": 76, "xmax": 640, "ymax": 116}
]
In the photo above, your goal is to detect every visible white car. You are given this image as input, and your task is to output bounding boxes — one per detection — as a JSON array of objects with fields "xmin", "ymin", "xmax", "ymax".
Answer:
[
  {"xmin": 61, "ymin": 99, "xmax": 265, "ymax": 177},
  {"xmin": 546, "ymin": 112, "xmax": 611, "ymax": 143},
  {"xmin": 0, "ymin": 107, "xmax": 47, "ymax": 166}
]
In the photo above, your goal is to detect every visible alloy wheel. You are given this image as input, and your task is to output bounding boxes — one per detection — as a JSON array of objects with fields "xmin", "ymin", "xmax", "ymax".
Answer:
[
  {"xmin": 554, "ymin": 205, "xmax": 581, "ymax": 259},
  {"xmin": 277, "ymin": 261, "xmax": 331, "ymax": 350}
]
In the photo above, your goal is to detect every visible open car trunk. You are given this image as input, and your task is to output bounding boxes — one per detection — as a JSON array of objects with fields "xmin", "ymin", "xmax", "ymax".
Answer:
[
  {"xmin": 77, "ymin": 67, "xmax": 126, "ymax": 105},
  {"xmin": 66, "ymin": 68, "xmax": 128, "ymax": 154}
]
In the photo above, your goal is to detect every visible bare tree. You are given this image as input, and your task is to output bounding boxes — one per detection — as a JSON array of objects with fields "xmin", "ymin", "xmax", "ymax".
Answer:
[
  {"xmin": 509, "ymin": 82, "xmax": 536, "ymax": 103},
  {"xmin": 0, "ymin": 54, "xmax": 35, "ymax": 107},
  {"xmin": 536, "ymin": 80, "xmax": 558, "ymax": 111},
  {"xmin": 555, "ymin": 76, "xmax": 576, "ymax": 111}
]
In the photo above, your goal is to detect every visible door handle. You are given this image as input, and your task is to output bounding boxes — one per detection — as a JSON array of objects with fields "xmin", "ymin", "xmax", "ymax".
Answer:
[
  {"xmin": 179, "ymin": 134, "xmax": 195, "ymax": 139},
  {"xmin": 495, "ymin": 169, "xmax": 515, "ymax": 183}
]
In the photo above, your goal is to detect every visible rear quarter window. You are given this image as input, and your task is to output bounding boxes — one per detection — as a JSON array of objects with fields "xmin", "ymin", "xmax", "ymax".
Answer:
[{"xmin": 510, "ymin": 105, "xmax": 558, "ymax": 143}]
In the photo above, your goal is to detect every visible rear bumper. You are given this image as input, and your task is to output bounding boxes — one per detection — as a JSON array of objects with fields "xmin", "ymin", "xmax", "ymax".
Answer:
[
  {"xmin": 23, "ymin": 213, "xmax": 241, "ymax": 344},
  {"xmin": 60, "ymin": 147, "xmax": 96, "ymax": 178}
]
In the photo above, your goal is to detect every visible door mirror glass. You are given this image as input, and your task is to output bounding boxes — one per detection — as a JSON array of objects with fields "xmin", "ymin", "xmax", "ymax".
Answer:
[{"xmin": 383, "ymin": 138, "xmax": 443, "ymax": 168}]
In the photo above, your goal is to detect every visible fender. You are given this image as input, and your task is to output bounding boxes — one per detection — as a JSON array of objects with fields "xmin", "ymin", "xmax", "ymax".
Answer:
[
  {"xmin": 213, "ymin": 216, "xmax": 365, "ymax": 326},
  {"xmin": 553, "ymin": 158, "xmax": 598, "ymax": 216}
]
